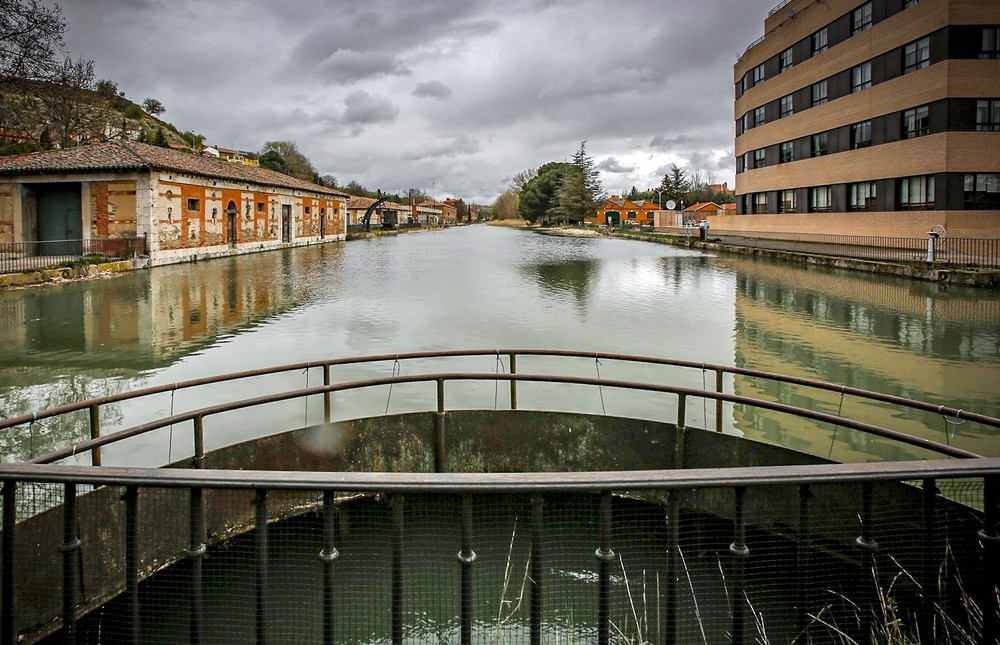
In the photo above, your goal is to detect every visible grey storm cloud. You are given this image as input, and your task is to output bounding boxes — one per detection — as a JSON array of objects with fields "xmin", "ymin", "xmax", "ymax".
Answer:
[
  {"xmin": 57, "ymin": 0, "xmax": 781, "ymax": 203},
  {"xmin": 596, "ymin": 157, "xmax": 636, "ymax": 173},
  {"xmin": 343, "ymin": 91, "xmax": 399, "ymax": 125},
  {"xmin": 413, "ymin": 81, "xmax": 452, "ymax": 99}
]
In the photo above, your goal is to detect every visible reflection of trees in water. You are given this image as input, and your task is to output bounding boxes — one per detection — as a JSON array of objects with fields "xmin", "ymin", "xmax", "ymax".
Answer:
[
  {"xmin": 521, "ymin": 259, "xmax": 597, "ymax": 312},
  {"xmin": 0, "ymin": 370, "xmax": 139, "ymax": 462}
]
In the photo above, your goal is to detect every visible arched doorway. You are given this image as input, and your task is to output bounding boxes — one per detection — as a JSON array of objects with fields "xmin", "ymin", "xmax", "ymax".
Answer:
[{"xmin": 226, "ymin": 200, "xmax": 238, "ymax": 248}]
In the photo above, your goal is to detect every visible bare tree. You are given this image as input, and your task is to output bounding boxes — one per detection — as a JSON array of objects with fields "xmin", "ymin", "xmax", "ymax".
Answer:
[
  {"xmin": 37, "ymin": 57, "xmax": 101, "ymax": 147},
  {"xmin": 0, "ymin": 0, "xmax": 66, "ymax": 83},
  {"xmin": 508, "ymin": 168, "xmax": 536, "ymax": 193}
]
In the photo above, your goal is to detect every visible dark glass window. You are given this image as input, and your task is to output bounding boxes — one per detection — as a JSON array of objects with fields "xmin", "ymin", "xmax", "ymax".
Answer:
[
  {"xmin": 982, "ymin": 28, "xmax": 1000, "ymax": 59},
  {"xmin": 780, "ymin": 190, "xmax": 796, "ymax": 213},
  {"xmin": 812, "ymin": 28, "xmax": 828, "ymax": 55},
  {"xmin": 849, "ymin": 182, "xmax": 877, "ymax": 211},
  {"xmin": 780, "ymin": 47, "xmax": 794, "ymax": 71},
  {"xmin": 851, "ymin": 121, "xmax": 872, "ymax": 149},
  {"xmin": 780, "ymin": 141, "xmax": 794, "ymax": 163},
  {"xmin": 899, "ymin": 176, "xmax": 935, "ymax": 209},
  {"xmin": 851, "ymin": 62, "xmax": 871, "ymax": 92},
  {"xmin": 904, "ymin": 37, "xmax": 930, "ymax": 73},
  {"xmin": 811, "ymin": 132, "xmax": 828, "ymax": 157},
  {"xmin": 904, "ymin": 0, "xmax": 920, "ymax": 6},
  {"xmin": 812, "ymin": 80, "xmax": 828, "ymax": 106},
  {"xmin": 964, "ymin": 173, "xmax": 1000, "ymax": 209},
  {"xmin": 902, "ymin": 105, "xmax": 930, "ymax": 138},
  {"xmin": 754, "ymin": 106, "xmax": 766, "ymax": 127},
  {"xmin": 753, "ymin": 148, "xmax": 766, "ymax": 169},
  {"xmin": 752, "ymin": 64, "xmax": 765, "ymax": 87},
  {"xmin": 753, "ymin": 193, "xmax": 767, "ymax": 214},
  {"xmin": 852, "ymin": 3, "xmax": 872, "ymax": 35},
  {"xmin": 809, "ymin": 186, "xmax": 831, "ymax": 212},
  {"xmin": 977, "ymin": 99, "xmax": 1000, "ymax": 131},
  {"xmin": 780, "ymin": 94, "xmax": 794, "ymax": 118},
  {"xmin": 187, "ymin": 198, "xmax": 200, "ymax": 211}
]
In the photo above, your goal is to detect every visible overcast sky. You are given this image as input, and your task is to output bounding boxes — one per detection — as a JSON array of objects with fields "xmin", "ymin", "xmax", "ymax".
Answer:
[{"xmin": 59, "ymin": 0, "xmax": 777, "ymax": 204}]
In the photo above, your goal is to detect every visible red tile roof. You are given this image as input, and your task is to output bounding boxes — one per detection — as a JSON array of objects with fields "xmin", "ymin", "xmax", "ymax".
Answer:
[{"xmin": 0, "ymin": 141, "xmax": 347, "ymax": 197}]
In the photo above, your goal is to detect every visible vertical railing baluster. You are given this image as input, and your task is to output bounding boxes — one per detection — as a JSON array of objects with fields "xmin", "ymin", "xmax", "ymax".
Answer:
[
  {"xmin": 457, "ymin": 494, "xmax": 477, "ymax": 645},
  {"xmin": 978, "ymin": 475, "xmax": 999, "ymax": 645},
  {"xmin": 796, "ymin": 485, "xmax": 812, "ymax": 639},
  {"xmin": 730, "ymin": 486, "xmax": 749, "ymax": 645},
  {"xmin": 595, "ymin": 492, "xmax": 615, "ymax": 645},
  {"xmin": 89, "ymin": 403, "xmax": 101, "ymax": 467},
  {"xmin": 192, "ymin": 415, "xmax": 205, "ymax": 469},
  {"xmin": 677, "ymin": 393, "xmax": 687, "ymax": 430},
  {"xmin": 392, "ymin": 495, "xmax": 404, "ymax": 645},
  {"xmin": 509, "ymin": 353, "xmax": 518, "ymax": 410},
  {"xmin": 664, "ymin": 492, "xmax": 679, "ymax": 645},
  {"xmin": 854, "ymin": 481, "xmax": 878, "ymax": 643},
  {"xmin": 188, "ymin": 487, "xmax": 206, "ymax": 645},
  {"xmin": 530, "ymin": 495, "xmax": 543, "ymax": 645},
  {"xmin": 319, "ymin": 491, "xmax": 339, "ymax": 645},
  {"xmin": 435, "ymin": 380, "xmax": 447, "ymax": 473},
  {"xmin": 921, "ymin": 479, "xmax": 938, "ymax": 644},
  {"xmin": 323, "ymin": 365, "xmax": 331, "ymax": 424},
  {"xmin": 715, "ymin": 369, "xmax": 724, "ymax": 432},
  {"xmin": 2, "ymin": 481, "xmax": 17, "ymax": 645},
  {"xmin": 60, "ymin": 483, "xmax": 80, "ymax": 645},
  {"xmin": 123, "ymin": 485, "xmax": 140, "ymax": 645},
  {"xmin": 255, "ymin": 489, "xmax": 268, "ymax": 645}
]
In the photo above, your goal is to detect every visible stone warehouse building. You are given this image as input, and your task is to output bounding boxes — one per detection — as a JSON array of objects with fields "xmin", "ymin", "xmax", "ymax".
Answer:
[
  {"xmin": 0, "ymin": 141, "xmax": 348, "ymax": 266},
  {"xmin": 732, "ymin": 0, "xmax": 1000, "ymax": 237}
]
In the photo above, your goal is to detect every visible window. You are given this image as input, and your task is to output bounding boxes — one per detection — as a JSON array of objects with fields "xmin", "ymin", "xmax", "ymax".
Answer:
[
  {"xmin": 780, "ymin": 141, "xmax": 794, "ymax": 163},
  {"xmin": 752, "ymin": 63, "xmax": 765, "ymax": 87},
  {"xmin": 811, "ymin": 132, "xmax": 828, "ymax": 157},
  {"xmin": 902, "ymin": 105, "xmax": 930, "ymax": 138},
  {"xmin": 851, "ymin": 121, "xmax": 872, "ymax": 149},
  {"xmin": 753, "ymin": 193, "xmax": 768, "ymax": 214},
  {"xmin": 904, "ymin": 37, "xmax": 930, "ymax": 73},
  {"xmin": 812, "ymin": 28, "xmax": 828, "ymax": 55},
  {"xmin": 899, "ymin": 175, "xmax": 935, "ymax": 209},
  {"xmin": 809, "ymin": 186, "xmax": 831, "ymax": 212},
  {"xmin": 851, "ymin": 61, "xmax": 871, "ymax": 92},
  {"xmin": 780, "ymin": 47, "xmax": 793, "ymax": 72},
  {"xmin": 849, "ymin": 182, "xmax": 877, "ymax": 211},
  {"xmin": 753, "ymin": 148, "xmax": 766, "ymax": 169},
  {"xmin": 737, "ymin": 154, "xmax": 746, "ymax": 173},
  {"xmin": 780, "ymin": 94, "xmax": 794, "ymax": 118},
  {"xmin": 964, "ymin": 173, "xmax": 1000, "ymax": 209},
  {"xmin": 780, "ymin": 190, "xmax": 797, "ymax": 213},
  {"xmin": 982, "ymin": 27, "xmax": 1000, "ymax": 59},
  {"xmin": 852, "ymin": 3, "xmax": 872, "ymax": 35},
  {"xmin": 904, "ymin": 0, "xmax": 920, "ymax": 6},
  {"xmin": 187, "ymin": 198, "xmax": 200, "ymax": 211},
  {"xmin": 257, "ymin": 202, "xmax": 265, "ymax": 212},
  {"xmin": 754, "ymin": 105, "xmax": 766, "ymax": 127},
  {"xmin": 812, "ymin": 80, "xmax": 828, "ymax": 106},
  {"xmin": 977, "ymin": 99, "xmax": 1000, "ymax": 131}
]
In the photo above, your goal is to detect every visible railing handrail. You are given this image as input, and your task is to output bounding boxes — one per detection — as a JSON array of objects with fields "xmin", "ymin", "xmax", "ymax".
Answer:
[
  {"xmin": 4, "ymin": 458, "xmax": 999, "ymax": 491},
  {"xmin": 5, "ymin": 349, "xmax": 997, "ymax": 434},
  {"xmin": 27, "ymin": 371, "xmax": 985, "ymax": 464}
]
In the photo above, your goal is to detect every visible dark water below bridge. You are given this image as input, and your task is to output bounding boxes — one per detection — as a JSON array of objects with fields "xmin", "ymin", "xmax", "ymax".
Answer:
[{"xmin": 1, "ymin": 224, "xmax": 998, "ymax": 463}]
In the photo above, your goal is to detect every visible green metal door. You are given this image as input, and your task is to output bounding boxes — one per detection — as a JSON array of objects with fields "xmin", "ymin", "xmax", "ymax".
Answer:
[{"xmin": 36, "ymin": 183, "xmax": 82, "ymax": 254}]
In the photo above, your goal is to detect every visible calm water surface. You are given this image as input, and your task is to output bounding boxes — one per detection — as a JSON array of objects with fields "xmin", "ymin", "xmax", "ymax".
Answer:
[{"xmin": 1, "ymin": 225, "xmax": 998, "ymax": 463}]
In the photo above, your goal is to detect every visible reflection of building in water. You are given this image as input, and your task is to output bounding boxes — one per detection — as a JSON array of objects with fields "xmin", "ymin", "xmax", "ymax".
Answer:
[
  {"xmin": 0, "ymin": 249, "xmax": 329, "ymax": 372},
  {"xmin": 725, "ymin": 257, "xmax": 1000, "ymax": 460}
]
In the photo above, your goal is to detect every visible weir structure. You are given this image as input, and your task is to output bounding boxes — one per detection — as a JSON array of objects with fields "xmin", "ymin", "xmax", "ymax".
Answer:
[{"xmin": 0, "ymin": 349, "xmax": 998, "ymax": 644}]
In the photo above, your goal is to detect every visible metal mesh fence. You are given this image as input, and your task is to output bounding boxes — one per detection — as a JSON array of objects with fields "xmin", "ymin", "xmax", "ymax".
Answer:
[{"xmin": 2, "ymin": 475, "xmax": 990, "ymax": 645}]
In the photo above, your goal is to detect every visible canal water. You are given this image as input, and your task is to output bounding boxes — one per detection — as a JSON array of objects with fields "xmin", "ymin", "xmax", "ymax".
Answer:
[{"xmin": 1, "ymin": 224, "xmax": 999, "ymax": 463}]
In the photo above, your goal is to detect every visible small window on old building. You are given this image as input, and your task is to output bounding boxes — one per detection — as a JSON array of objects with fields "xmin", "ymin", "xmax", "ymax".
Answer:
[
  {"xmin": 187, "ymin": 198, "xmax": 200, "ymax": 211},
  {"xmin": 305, "ymin": 206, "xmax": 311, "ymax": 214},
  {"xmin": 257, "ymin": 202, "xmax": 265, "ymax": 212}
]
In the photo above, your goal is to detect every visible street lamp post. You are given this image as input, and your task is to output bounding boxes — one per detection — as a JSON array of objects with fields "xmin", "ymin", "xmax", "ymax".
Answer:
[{"xmin": 656, "ymin": 189, "xmax": 666, "ymax": 210}]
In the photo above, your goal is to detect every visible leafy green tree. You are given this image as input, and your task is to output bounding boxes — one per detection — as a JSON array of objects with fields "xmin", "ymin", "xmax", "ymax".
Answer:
[
  {"xmin": 261, "ymin": 140, "xmax": 316, "ymax": 182},
  {"xmin": 258, "ymin": 149, "xmax": 290, "ymax": 174},
  {"xmin": 553, "ymin": 141, "xmax": 604, "ymax": 223},
  {"xmin": 518, "ymin": 161, "xmax": 570, "ymax": 225},
  {"xmin": 141, "ymin": 97, "xmax": 165, "ymax": 117},
  {"xmin": 123, "ymin": 103, "xmax": 143, "ymax": 119},
  {"xmin": 94, "ymin": 79, "xmax": 117, "ymax": 98}
]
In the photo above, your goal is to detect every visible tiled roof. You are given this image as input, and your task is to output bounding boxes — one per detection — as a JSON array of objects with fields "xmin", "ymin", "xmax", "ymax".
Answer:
[
  {"xmin": 0, "ymin": 141, "xmax": 348, "ymax": 197},
  {"xmin": 685, "ymin": 202, "xmax": 722, "ymax": 212},
  {"xmin": 347, "ymin": 196, "xmax": 406, "ymax": 210}
]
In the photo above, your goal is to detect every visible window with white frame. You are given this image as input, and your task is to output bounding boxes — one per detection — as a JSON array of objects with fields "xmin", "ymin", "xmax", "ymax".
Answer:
[{"xmin": 899, "ymin": 175, "xmax": 935, "ymax": 209}]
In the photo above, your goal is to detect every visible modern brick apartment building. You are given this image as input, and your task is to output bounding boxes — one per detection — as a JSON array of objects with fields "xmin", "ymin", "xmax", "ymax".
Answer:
[{"xmin": 732, "ymin": 0, "xmax": 1000, "ymax": 237}]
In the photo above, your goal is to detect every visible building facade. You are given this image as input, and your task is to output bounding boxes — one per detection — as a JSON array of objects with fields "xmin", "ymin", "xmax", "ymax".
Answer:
[
  {"xmin": 0, "ymin": 141, "xmax": 347, "ymax": 266},
  {"xmin": 733, "ymin": 0, "xmax": 1000, "ymax": 237}
]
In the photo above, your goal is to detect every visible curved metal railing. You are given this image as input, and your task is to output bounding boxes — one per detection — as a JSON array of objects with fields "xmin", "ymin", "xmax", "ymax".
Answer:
[{"xmin": 2, "ymin": 349, "xmax": 994, "ymax": 467}]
